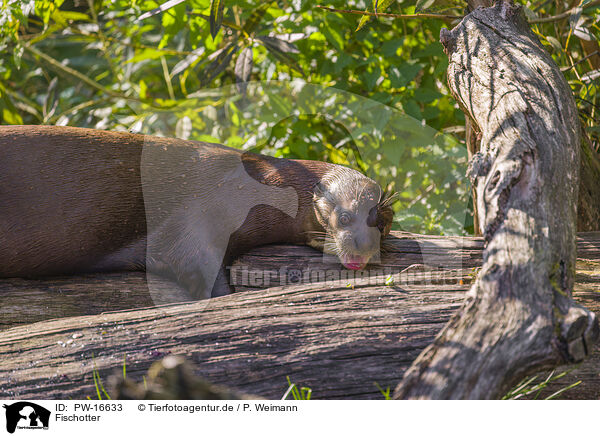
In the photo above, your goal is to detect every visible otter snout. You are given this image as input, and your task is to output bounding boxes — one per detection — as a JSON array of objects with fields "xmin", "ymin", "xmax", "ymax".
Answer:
[
  {"xmin": 353, "ymin": 228, "xmax": 381, "ymax": 254},
  {"xmin": 336, "ymin": 227, "xmax": 381, "ymax": 270},
  {"xmin": 311, "ymin": 166, "xmax": 395, "ymax": 272}
]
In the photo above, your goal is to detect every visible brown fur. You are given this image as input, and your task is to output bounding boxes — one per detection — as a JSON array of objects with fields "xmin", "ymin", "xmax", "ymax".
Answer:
[{"xmin": 0, "ymin": 125, "xmax": 393, "ymax": 298}]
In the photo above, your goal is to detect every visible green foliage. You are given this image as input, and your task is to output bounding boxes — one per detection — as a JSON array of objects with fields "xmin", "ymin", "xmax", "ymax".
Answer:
[
  {"xmin": 503, "ymin": 368, "xmax": 582, "ymax": 400},
  {"xmin": 374, "ymin": 382, "xmax": 392, "ymax": 399},
  {"xmin": 87, "ymin": 354, "xmax": 112, "ymax": 400},
  {"xmin": 3, "ymin": 0, "xmax": 597, "ymax": 235},
  {"xmin": 210, "ymin": 0, "xmax": 225, "ymax": 38},
  {"xmin": 282, "ymin": 376, "xmax": 312, "ymax": 400}
]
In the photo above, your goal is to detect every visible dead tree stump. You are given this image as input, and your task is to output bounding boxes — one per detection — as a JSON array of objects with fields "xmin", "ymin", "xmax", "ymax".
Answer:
[{"xmin": 395, "ymin": 0, "xmax": 599, "ymax": 399}]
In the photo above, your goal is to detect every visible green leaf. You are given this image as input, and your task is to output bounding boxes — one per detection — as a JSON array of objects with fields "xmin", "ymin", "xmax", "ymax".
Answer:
[
  {"xmin": 413, "ymin": 42, "xmax": 443, "ymax": 58},
  {"xmin": 172, "ymin": 48, "xmax": 205, "ymax": 77},
  {"xmin": 545, "ymin": 36, "xmax": 563, "ymax": 52},
  {"xmin": 242, "ymin": 2, "xmax": 273, "ymax": 35},
  {"xmin": 362, "ymin": 66, "xmax": 381, "ymax": 91},
  {"xmin": 176, "ymin": 116, "xmax": 192, "ymax": 139},
  {"xmin": 35, "ymin": 0, "xmax": 65, "ymax": 28},
  {"xmin": 259, "ymin": 37, "xmax": 303, "ymax": 74},
  {"xmin": 51, "ymin": 10, "xmax": 90, "ymax": 26},
  {"xmin": 13, "ymin": 42, "xmax": 24, "ymax": 69},
  {"xmin": 256, "ymin": 36, "xmax": 300, "ymax": 54},
  {"xmin": 201, "ymin": 43, "xmax": 239, "ymax": 85},
  {"xmin": 2, "ymin": 107, "xmax": 23, "ymax": 124},
  {"xmin": 321, "ymin": 21, "xmax": 344, "ymax": 51},
  {"xmin": 210, "ymin": 0, "xmax": 225, "ymax": 39},
  {"xmin": 402, "ymin": 99, "xmax": 422, "ymax": 120},
  {"xmin": 356, "ymin": 0, "xmax": 395, "ymax": 31},
  {"xmin": 235, "ymin": 46, "xmax": 253, "ymax": 93},
  {"xmin": 160, "ymin": 1, "xmax": 186, "ymax": 49},
  {"xmin": 389, "ymin": 63, "xmax": 422, "ymax": 88},
  {"xmin": 574, "ymin": 23, "xmax": 596, "ymax": 41},
  {"xmin": 192, "ymin": 13, "xmax": 241, "ymax": 31},
  {"xmin": 415, "ymin": 0, "xmax": 436, "ymax": 12},
  {"xmin": 381, "ymin": 39, "xmax": 403, "ymax": 57},
  {"xmin": 126, "ymin": 48, "xmax": 166, "ymax": 63},
  {"xmin": 138, "ymin": 0, "xmax": 186, "ymax": 21},
  {"xmin": 414, "ymin": 88, "xmax": 443, "ymax": 103}
]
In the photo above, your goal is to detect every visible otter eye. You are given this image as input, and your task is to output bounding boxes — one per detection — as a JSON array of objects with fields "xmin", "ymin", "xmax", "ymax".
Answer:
[{"xmin": 339, "ymin": 213, "xmax": 351, "ymax": 226}]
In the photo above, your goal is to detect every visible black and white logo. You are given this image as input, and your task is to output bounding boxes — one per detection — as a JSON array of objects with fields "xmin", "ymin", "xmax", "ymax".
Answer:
[{"xmin": 3, "ymin": 402, "xmax": 50, "ymax": 434}]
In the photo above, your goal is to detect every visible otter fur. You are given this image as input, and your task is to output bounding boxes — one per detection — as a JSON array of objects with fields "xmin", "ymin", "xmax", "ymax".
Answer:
[{"xmin": 0, "ymin": 125, "xmax": 393, "ymax": 299}]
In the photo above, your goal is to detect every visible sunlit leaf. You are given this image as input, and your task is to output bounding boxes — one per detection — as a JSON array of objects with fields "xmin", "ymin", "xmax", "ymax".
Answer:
[
  {"xmin": 235, "ymin": 46, "xmax": 253, "ymax": 94},
  {"xmin": 176, "ymin": 116, "xmax": 192, "ymax": 139},
  {"xmin": 126, "ymin": 48, "xmax": 166, "ymax": 63},
  {"xmin": 321, "ymin": 22, "xmax": 344, "ymax": 51},
  {"xmin": 574, "ymin": 25, "xmax": 596, "ymax": 41},
  {"xmin": 172, "ymin": 48, "xmax": 206, "ymax": 77},
  {"xmin": 582, "ymin": 69, "xmax": 600, "ymax": 82},
  {"xmin": 160, "ymin": 1, "xmax": 186, "ymax": 49},
  {"xmin": 201, "ymin": 42, "xmax": 239, "ymax": 85},
  {"xmin": 545, "ymin": 36, "xmax": 563, "ymax": 52},
  {"xmin": 210, "ymin": 0, "xmax": 225, "ymax": 39},
  {"xmin": 138, "ymin": 0, "xmax": 186, "ymax": 21},
  {"xmin": 356, "ymin": 0, "xmax": 394, "ymax": 31},
  {"xmin": 256, "ymin": 36, "xmax": 300, "ymax": 54},
  {"xmin": 415, "ymin": 0, "xmax": 436, "ymax": 12},
  {"xmin": 242, "ymin": 2, "xmax": 273, "ymax": 35},
  {"xmin": 259, "ymin": 37, "xmax": 303, "ymax": 74}
]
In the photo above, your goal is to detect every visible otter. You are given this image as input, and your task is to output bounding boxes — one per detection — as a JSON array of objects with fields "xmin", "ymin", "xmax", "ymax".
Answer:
[{"xmin": 0, "ymin": 125, "xmax": 394, "ymax": 299}]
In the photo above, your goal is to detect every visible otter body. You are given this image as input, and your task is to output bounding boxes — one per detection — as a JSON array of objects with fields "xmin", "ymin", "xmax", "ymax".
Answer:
[{"xmin": 0, "ymin": 126, "xmax": 392, "ymax": 299}]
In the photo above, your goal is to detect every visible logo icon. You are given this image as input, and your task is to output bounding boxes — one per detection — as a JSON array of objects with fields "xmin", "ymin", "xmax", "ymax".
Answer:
[{"xmin": 3, "ymin": 402, "xmax": 50, "ymax": 434}]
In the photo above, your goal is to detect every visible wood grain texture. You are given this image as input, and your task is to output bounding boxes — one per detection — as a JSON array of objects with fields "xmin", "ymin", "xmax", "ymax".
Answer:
[{"xmin": 1, "ymin": 232, "xmax": 599, "ymax": 399}]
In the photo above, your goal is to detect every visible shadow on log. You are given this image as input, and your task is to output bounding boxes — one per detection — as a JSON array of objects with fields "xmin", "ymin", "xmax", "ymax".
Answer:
[{"xmin": 1, "ymin": 232, "xmax": 599, "ymax": 399}]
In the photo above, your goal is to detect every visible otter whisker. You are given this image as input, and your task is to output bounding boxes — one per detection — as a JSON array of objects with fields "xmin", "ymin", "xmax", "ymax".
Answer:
[
  {"xmin": 302, "ymin": 230, "xmax": 329, "ymax": 237},
  {"xmin": 379, "ymin": 191, "xmax": 399, "ymax": 208}
]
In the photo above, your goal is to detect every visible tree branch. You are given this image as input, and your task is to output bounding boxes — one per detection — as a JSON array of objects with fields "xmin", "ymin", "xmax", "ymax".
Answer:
[{"xmin": 315, "ymin": 5, "xmax": 458, "ymax": 21}]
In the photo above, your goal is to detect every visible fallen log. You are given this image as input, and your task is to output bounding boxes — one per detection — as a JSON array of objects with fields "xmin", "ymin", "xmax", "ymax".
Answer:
[
  {"xmin": 0, "ymin": 232, "xmax": 475, "ymax": 329},
  {"xmin": 0, "ymin": 232, "xmax": 599, "ymax": 399}
]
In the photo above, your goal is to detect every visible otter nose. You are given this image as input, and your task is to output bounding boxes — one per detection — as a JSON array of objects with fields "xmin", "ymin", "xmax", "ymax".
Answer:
[{"xmin": 353, "ymin": 231, "xmax": 379, "ymax": 253}]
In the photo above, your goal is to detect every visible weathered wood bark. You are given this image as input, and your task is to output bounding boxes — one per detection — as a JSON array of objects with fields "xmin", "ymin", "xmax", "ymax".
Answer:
[
  {"xmin": 0, "ymin": 232, "xmax": 469, "ymax": 329},
  {"xmin": 465, "ymin": 1, "xmax": 600, "ymax": 234},
  {"xmin": 465, "ymin": 118, "xmax": 482, "ymax": 236},
  {"xmin": 1, "ymin": 232, "xmax": 599, "ymax": 399},
  {"xmin": 0, "ymin": 273, "xmax": 468, "ymax": 400},
  {"xmin": 394, "ymin": 1, "xmax": 599, "ymax": 399}
]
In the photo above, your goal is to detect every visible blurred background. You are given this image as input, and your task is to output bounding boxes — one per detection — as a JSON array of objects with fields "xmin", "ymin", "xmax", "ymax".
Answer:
[{"xmin": 1, "ymin": 0, "xmax": 598, "ymax": 235}]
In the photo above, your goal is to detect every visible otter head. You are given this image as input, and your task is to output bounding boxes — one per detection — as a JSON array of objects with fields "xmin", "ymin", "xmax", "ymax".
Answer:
[{"xmin": 310, "ymin": 167, "xmax": 394, "ymax": 270}]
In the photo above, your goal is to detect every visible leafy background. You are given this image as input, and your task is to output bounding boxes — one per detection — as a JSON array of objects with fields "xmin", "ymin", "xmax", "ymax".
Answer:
[{"xmin": 1, "ymin": 0, "xmax": 599, "ymax": 235}]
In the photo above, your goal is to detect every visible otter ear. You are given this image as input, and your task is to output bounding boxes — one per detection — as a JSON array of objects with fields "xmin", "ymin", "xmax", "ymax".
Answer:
[
  {"xmin": 313, "ymin": 182, "xmax": 327, "ymax": 197},
  {"xmin": 313, "ymin": 182, "xmax": 335, "ymax": 205},
  {"xmin": 377, "ymin": 206, "xmax": 394, "ymax": 235}
]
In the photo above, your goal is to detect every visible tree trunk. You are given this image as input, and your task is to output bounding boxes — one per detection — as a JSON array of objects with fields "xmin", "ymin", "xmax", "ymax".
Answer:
[
  {"xmin": 394, "ymin": 0, "xmax": 599, "ymax": 399},
  {"xmin": 465, "ymin": 1, "xmax": 600, "ymax": 234},
  {"xmin": 1, "ymin": 232, "xmax": 599, "ymax": 399}
]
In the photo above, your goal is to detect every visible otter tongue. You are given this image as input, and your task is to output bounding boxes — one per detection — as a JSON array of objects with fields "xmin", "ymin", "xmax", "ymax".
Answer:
[{"xmin": 343, "ymin": 256, "xmax": 366, "ymax": 270}]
